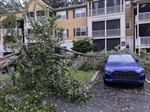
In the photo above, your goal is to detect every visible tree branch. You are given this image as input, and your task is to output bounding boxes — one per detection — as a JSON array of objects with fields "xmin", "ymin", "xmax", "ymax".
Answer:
[
  {"xmin": 55, "ymin": 46, "xmax": 100, "ymax": 57},
  {"xmin": 0, "ymin": 53, "xmax": 23, "ymax": 69}
]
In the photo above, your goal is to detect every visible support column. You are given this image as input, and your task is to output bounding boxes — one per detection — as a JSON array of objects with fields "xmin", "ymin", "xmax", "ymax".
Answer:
[
  {"xmin": 87, "ymin": 2, "xmax": 90, "ymax": 16},
  {"xmin": 137, "ymin": 3, "xmax": 140, "ymax": 54},
  {"xmin": 91, "ymin": 2, "xmax": 92, "ymax": 16},
  {"xmin": 137, "ymin": 23, "xmax": 140, "ymax": 54},
  {"xmin": 137, "ymin": 3, "xmax": 139, "ymax": 22},
  {"xmin": 134, "ymin": 26, "xmax": 137, "ymax": 52},
  {"xmin": 105, "ymin": 38, "xmax": 107, "ymax": 53},
  {"xmin": 120, "ymin": 0, "xmax": 122, "ymax": 12},
  {"xmin": 105, "ymin": 0, "xmax": 107, "ymax": 14},
  {"xmin": 105, "ymin": 20, "xmax": 107, "ymax": 37}
]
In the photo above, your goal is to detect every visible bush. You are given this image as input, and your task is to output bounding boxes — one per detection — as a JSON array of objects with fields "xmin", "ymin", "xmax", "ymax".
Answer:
[
  {"xmin": 72, "ymin": 38, "xmax": 95, "ymax": 53},
  {"xmin": 72, "ymin": 49, "xmax": 150, "ymax": 73}
]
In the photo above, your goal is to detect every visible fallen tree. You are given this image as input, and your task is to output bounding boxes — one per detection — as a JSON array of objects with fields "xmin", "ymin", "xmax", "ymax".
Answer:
[{"xmin": 0, "ymin": 9, "xmax": 93, "ymax": 111}]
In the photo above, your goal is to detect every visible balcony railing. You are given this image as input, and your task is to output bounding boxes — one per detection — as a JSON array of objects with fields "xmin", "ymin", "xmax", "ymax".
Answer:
[
  {"xmin": 26, "ymin": 16, "xmax": 46, "ymax": 23},
  {"xmin": 139, "ymin": 12, "xmax": 150, "ymax": 21},
  {"xmin": 107, "ymin": 5, "xmax": 122, "ymax": 14},
  {"xmin": 26, "ymin": 35, "xmax": 38, "ymax": 43},
  {"xmin": 136, "ymin": 37, "xmax": 150, "ymax": 46},
  {"xmin": 89, "ymin": 5, "xmax": 123, "ymax": 16},
  {"xmin": 107, "ymin": 29, "xmax": 120, "ymax": 36},
  {"xmin": 141, "ymin": 37, "xmax": 150, "ymax": 46},
  {"xmin": 91, "ymin": 8, "xmax": 105, "ymax": 16},
  {"xmin": 135, "ymin": 12, "xmax": 150, "ymax": 22},
  {"xmin": 0, "ymin": 42, "xmax": 20, "ymax": 52},
  {"xmin": 3, "ymin": 28, "xmax": 22, "ymax": 35},
  {"xmin": 92, "ymin": 30, "xmax": 105, "ymax": 37},
  {"xmin": 92, "ymin": 29, "xmax": 120, "ymax": 37}
]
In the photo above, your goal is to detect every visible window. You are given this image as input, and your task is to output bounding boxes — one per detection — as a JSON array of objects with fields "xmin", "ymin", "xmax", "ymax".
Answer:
[
  {"xmin": 126, "ymin": 22, "xmax": 131, "ymax": 29},
  {"xmin": 28, "ymin": 29, "xmax": 31, "ymax": 35},
  {"xmin": 27, "ymin": 12, "xmax": 34, "ymax": 18},
  {"xmin": 74, "ymin": 8, "xmax": 86, "ymax": 18},
  {"xmin": 57, "ymin": 29, "xmax": 68, "ymax": 38},
  {"xmin": 74, "ymin": 27, "xmax": 86, "ymax": 36},
  {"xmin": 36, "ymin": 10, "xmax": 45, "ymax": 16},
  {"xmin": 56, "ymin": 11, "xmax": 67, "ymax": 20},
  {"xmin": 63, "ymin": 29, "xmax": 68, "ymax": 38},
  {"xmin": 125, "ymin": 1, "xmax": 130, "ymax": 8}
]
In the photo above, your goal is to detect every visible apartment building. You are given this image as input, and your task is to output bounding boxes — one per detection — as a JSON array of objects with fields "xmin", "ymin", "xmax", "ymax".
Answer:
[
  {"xmin": 87, "ymin": 0, "xmax": 127, "ymax": 52},
  {"xmin": 24, "ymin": 0, "xmax": 53, "ymax": 43},
  {"xmin": 0, "ymin": 12, "xmax": 23, "ymax": 55},
  {"xmin": 54, "ymin": 4, "xmax": 87, "ymax": 50},
  {"xmin": 133, "ymin": 0, "xmax": 150, "ymax": 52},
  {"xmin": 1, "ymin": 0, "xmax": 150, "ymax": 57}
]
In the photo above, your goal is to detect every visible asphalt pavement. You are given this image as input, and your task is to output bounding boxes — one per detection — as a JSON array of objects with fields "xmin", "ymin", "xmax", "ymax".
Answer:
[{"xmin": 46, "ymin": 73, "xmax": 150, "ymax": 112}]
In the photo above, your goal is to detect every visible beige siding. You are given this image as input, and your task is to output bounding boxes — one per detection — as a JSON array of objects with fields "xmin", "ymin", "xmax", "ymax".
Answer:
[
  {"xmin": 125, "ymin": 3, "xmax": 134, "ymax": 37},
  {"xmin": 28, "ymin": 0, "xmax": 43, "ymax": 11},
  {"xmin": 56, "ymin": 8, "xmax": 87, "ymax": 40}
]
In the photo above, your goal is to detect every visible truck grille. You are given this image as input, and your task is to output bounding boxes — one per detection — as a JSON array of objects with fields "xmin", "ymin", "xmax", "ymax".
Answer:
[{"xmin": 112, "ymin": 71, "xmax": 138, "ymax": 80}]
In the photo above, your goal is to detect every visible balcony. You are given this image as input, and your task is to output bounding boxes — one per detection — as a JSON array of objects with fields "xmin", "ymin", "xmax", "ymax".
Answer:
[
  {"xmin": 107, "ymin": 5, "xmax": 122, "ymax": 14},
  {"xmin": 92, "ymin": 29, "xmax": 120, "ymax": 37},
  {"xmin": 26, "ymin": 35, "xmax": 37, "ymax": 43},
  {"xmin": 26, "ymin": 16, "xmax": 46, "ymax": 23},
  {"xmin": 89, "ymin": 5, "xmax": 123, "ymax": 16},
  {"xmin": 3, "ymin": 28, "xmax": 22, "ymax": 36},
  {"xmin": 91, "ymin": 8, "xmax": 105, "ymax": 16},
  {"xmin": 136, "ymin": 37, "xmax": 150, "ymax": 46},
  {"xmin": 107, "ymin": 29, "xmax": 120, "ymax": 36},
  {"xmin": 139, "ymin": 12, "xmax": 150, "ymax": 21},
  {"xmin": 92, "ymin": 30, "xmax": 105, "ymax": 37},
  {"xmin": 0, "ymin": 42, "xmax": 20, "ymax": 52},
  {"xmin": 135, "ymin": 12, "xmax": 150, "ymax": 22}
]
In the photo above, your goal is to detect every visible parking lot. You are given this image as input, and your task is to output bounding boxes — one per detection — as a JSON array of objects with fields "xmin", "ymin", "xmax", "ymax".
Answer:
[{"xmin": 49, "ymin": 73, "xmax": 150, "ymax": 112}]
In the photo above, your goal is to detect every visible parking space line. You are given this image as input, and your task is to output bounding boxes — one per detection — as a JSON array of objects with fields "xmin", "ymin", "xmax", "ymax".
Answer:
[{"xmin": 146, "ymin": 79, "xmax": 150, "ymax": 83}]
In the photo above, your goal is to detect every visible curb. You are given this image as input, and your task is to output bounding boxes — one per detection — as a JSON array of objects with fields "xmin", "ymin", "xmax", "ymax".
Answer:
[{"xmin": 87, "ymin": 70, "xmax": 100, "ymax": 84}]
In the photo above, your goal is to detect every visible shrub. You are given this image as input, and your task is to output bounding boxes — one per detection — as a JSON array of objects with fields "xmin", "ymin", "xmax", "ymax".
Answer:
[
  {"xmin": 72, "ymin": 38, "xmax": 95, "ymax": 53},
  {"xmin": 72, "ymin": 49, "xmax": 150, "ymax": 73}
]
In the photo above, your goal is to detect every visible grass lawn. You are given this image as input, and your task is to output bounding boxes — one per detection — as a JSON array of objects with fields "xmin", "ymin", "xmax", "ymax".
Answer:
[
  {"xmin": 0, "ymin": 72, "xmax": 20, "ymax": 82},
  {"xmin": 69, "ymin": 69, "xmax": 96, "ymax": 82},
  {"xmin": 0, "ymin": 70, "xmax": 96, "ymax": 83}
]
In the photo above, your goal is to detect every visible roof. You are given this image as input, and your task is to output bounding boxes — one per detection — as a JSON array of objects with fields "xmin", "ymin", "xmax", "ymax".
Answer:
[
  {"xmin": 53, "ymin": 4, "xmax": 87, "ymax": 11},
  {"xmin": 27, "ymin": 0, "xmax": 53, "ymax": 10}
]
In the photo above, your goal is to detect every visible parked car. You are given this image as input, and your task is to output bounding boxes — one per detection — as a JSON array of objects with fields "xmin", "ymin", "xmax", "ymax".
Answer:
[{"xmin": 103, "ymin": 53, "xmax": 145, "ymax": 86}]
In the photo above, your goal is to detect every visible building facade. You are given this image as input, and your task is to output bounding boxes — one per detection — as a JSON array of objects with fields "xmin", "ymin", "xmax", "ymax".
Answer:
[
  {"xmin": 133, "ymin": 0, "xmax": 150, "ymax": 52},
  {"xmin": 87, "ymin": 0, "xmax": 126, "ymax": 52},
  {"xmin": 0, "ymin": 0, "xmax": 150, "ymax": 56},
  {"xmin": 54, "ymin": 4, "xmax": 87, "ymax": 50}
]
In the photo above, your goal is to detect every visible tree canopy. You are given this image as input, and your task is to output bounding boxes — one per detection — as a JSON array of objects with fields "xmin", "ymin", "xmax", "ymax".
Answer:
[{"xmin": 0, "ymin": 0, "xmax": 92, "ymax": 111}]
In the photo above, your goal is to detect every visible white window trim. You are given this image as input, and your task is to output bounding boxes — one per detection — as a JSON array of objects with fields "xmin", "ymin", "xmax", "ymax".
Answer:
[
  {"xmin": 56, "ymin": 11, "xmax": 67, "ymax": 20},
  {"xmin": 125, "ymin": 1, "xmax": 131, "ymax": 8},
  {"xmin": 56, "ymin": 29, "xmax": 68, "ymax": 38},
  {"xmin": 75, "ymin": 8, "xmax": 86, "ymax": 18},
  {"xmin": 63, "ymin": 29, "xmax": 68, "ymax": 38},
  {"xmin": 75, "ymin": 27, "xmax": 86, "ymax": 37},
  {"xmin": 126, "ymin": 22, "xmax": 131, "ymax": 29}
]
